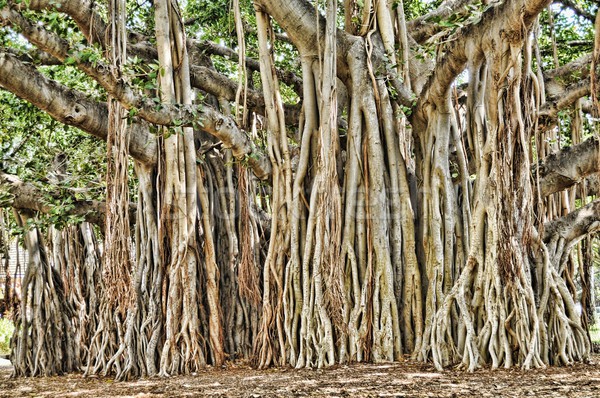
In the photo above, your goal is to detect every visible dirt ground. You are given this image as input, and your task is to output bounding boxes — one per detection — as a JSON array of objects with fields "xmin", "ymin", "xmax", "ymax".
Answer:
[{"xmin": 1, "ymin": 355, "xmax": 600, "ymax": 398}]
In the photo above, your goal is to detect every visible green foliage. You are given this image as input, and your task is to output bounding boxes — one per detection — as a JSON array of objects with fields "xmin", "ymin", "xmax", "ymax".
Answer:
[
  {"xmin": 538, "ymin": 4, "xmax": 596, "ymax": 69},
  {"xmin": 425, "ymin": 0, "xmax": 490, "ymax": 30},
  {"xmin": 35, "ymin": 10, "xmax": 80, "ymax": 39},
  {"xmin": 0, "ymin": 317, "xmax": 14, "ymax": 355},
  {"xmin": 403, "ymin": 0, "xmax": 442, "ymax": 20},
  {"xmin": 123, "ymin": 57, "xmax": 160, "ymax": 94},
  {"xmin": 0, "ymin": 88, "xmax": 107, "ymax": 232},
  {"xmin": 0, "ymin": 186, "xmax": 14, "ymax": 208},
  {"xmin": 124, "ymin": 0, "xmax": 155, "ymax": 37},
  {"xmin": 183, "ymin": 0, "xmax": 300, "ymax": 104},
  {"xmin": 184, "ymin": 0, "xmax": 237, "ymax": 42},
  {"xmin": 64, "ymin": 44, "xmax": 104, "ymax": 68}
]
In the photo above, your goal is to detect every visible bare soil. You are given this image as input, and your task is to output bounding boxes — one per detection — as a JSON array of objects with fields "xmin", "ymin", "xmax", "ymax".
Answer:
[{"xmin": 1, "ymin": 355, "xmax": 600, "ymax": 397}]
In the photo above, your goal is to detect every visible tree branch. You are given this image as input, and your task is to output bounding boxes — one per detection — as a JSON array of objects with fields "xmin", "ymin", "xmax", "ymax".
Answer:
[
  {"xmin": 3, "ymin": 47, "xmax": 61, "ymax": 66},
  {"xmin": 20, "ymin": 0, "xmax": 303, "ymax": 116},
  {"xmin": 0, "ymin": 51, "xmax": 272, "ymax": 179},
  {"xmin": 0, "ymin": 53, "xmax": 157, "ymax": 164},
  {"xmin": 23, "ymin": 0, "xmax": 132, "ymax": 46},
  {"xmin": 188, "ymin": 63, "xmax": 301, "ymax": 125},
  {"xmin": 544, "ymin": 53, "xmax": 592, "ymax": 83},
  {"xmin": 535, "ymin": 53, "xmax": 597, "ymax": 125},
  {"xmin": 407, "ymin": 0, "xmax": 474, "ymax": 44},
  {"xmin": 193, "ymin": 40, "xmax": 303, "ymax": 95},
  {"xmin": 0, "ymin": 51, "xmax": 158, "ymax": 165},
  {"xmin": 119, "ymin": 41, "xmax": 302, "ymax": 123},
  {"xmin": 0, "ymin": 172, "xmax": 107, "ymax": 228},
  {"xmin": 534, "ymin": 137, "xmax": 600, "ymax": 197},
  {"xmin": 543, "ymin": 199, "xmax": 600, "ymax": 244},
  {"xmin": 554, "ymin": 0, "xmax": 596, "ymax": 22},
  {"xmin": 538, "ymin": 78, "xmax": 592, "ymax": 122},
  {"xmin": 0, "ymin": 7, "xmax": 272, "ymax": 179}
]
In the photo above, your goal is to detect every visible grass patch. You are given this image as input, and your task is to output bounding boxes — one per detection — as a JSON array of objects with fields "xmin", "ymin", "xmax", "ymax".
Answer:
[{"xmin": 0, "ymin": 317, "xmax": 14, "ymax": 355}]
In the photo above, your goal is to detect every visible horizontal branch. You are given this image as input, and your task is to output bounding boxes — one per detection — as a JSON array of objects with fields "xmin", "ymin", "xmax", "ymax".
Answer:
[
  {"xmin": 4, "ymin": 47, "xmax": 62, "ymax": 66},
  {"xmin": 0, "ymin": 51, "xmax": 272, "ymax": 179},
  {"xmin": 0, "ymin": 172, "xmax": 106, "ymax": 228},
  {"xmin": 193, "ymin": 40, "xmax": 303, "ymax": 95},
  {"xmin": 188, "ymin": 63, "xmax": 301, "ymax": 125},
  {"xmin": 538, "ymin": 52, "xmax": 596, "ymax": 125},
  {"xmin": 23, "ymin": 0, "xmax": 135, "ymax": 47},
  {"xmin": 125, "ymin": 42, "xmax": 301, "ymax": 123},
  {"xmin": 539, "ymin": 63, "xmax": 599, "ymax": 125},
  {"xmin": 544, "ymin": 53, "xmax": 592, "ymax": 85},
  {"xmin": 20, "ymin": 0, "xmax": 303, "ymax": 117},
  {"xmin": 555, "ymin": 0, "xmax": 596, "ymax": 22},
  {"xmin": 242, "ymin": 20, "xmax": 291, "ymax": 44},
  {"xmin": 0, "ymin": 51, "xmax": 158, "ymax": 165},
  {"xmin": 543, "ymin": 199, "xmax": 600, "ymax": 244},
  {"xmin": 0, "ymin": 8, "xmax": 272, "ymax": 179},
  {"xmin": 407, "ymin": 0, "xmax": 473, "ymax": 44},
  {"xmin": 534, "ymin": 137, "xmax": 600, "ymax": 197},
  {"xmin": 538, "ymin": 78, "xmax": 592, "ymax": 122}
]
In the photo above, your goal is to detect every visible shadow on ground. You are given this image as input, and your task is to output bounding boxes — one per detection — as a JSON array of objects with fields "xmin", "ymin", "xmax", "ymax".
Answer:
[{"xmin": 1, "ymin": 355, "xmax": 599, "ymax": 397}]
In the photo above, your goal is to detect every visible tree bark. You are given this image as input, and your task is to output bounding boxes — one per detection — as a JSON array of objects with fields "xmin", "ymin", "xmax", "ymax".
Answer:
[{"xmin": 534, "ymin": 137, "xmax": 600, "ymax": 197}]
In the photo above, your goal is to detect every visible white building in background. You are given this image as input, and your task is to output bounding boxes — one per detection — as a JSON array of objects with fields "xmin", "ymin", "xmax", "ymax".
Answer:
[{"xmin": 0, "ymin": 239, "xmax": 27, "ymax": 290}]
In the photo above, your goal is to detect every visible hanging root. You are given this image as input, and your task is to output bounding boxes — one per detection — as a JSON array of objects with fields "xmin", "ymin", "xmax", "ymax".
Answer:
[{"xmin": 11, "ymin": 212, "xmax": 79, "ymax": 377}]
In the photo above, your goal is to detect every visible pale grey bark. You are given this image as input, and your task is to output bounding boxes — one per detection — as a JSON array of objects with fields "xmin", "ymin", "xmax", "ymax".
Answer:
[
  {"xmin": 544, "ymin": 200, "xmax": 600, "ymax": 244},
  {"xmin": 0, "ymin": 50, "xmax": 271, "ymax": 178},
  {"xmin": 534, "ymin": 137, "xmax": 600, "ymax": 197},
  {"xmin": 0, "ymin": 6, "xmax": 271, "ymax": 178},
  {"xmin": 0, "ymin": 51, "xmax": 157, "ymax": 165}
]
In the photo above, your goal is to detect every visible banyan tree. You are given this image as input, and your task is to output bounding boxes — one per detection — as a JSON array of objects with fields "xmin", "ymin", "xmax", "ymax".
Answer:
[{"xmin": 0, "ymin": 0, "xmax": 599, "ymax": 378}]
